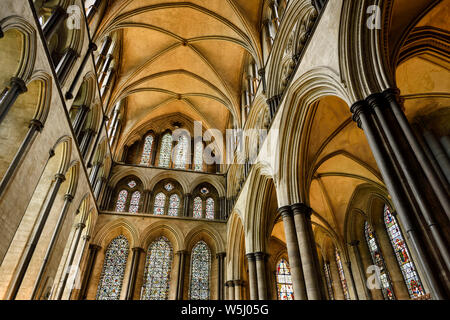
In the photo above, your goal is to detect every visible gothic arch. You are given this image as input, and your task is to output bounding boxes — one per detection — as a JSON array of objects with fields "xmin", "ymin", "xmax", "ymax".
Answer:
[
  {"xmin": 138, "ymin": 222, "xmax": 184, "ymax": 252},
  {"xmin": 0, "ymin": 15, "xmax": 36, "ymax": 82},
  {"xmin": 276, "ymin": 68, "xmax": 350, "ymax": 206},
  {"xmin": 92, "ymin": 218, "xmax": 139, "ymax": 249}
]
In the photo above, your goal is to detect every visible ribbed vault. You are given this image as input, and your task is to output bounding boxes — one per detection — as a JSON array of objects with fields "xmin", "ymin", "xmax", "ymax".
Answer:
[{"xmin": 94, "ymin": 0, "xmax": 264, "ymax": 141}]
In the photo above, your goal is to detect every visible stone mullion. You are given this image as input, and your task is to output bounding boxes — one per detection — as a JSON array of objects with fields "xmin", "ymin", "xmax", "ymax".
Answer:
[{"xmin": 126, "ymin": 247, "xmax": 144, "ymax": 300}]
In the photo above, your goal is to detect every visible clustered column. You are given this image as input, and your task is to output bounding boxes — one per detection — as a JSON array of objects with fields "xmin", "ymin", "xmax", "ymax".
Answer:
[
  {"xmin": 291, "ymin": 203, "xmax": 323, "ymax": 300},
  {"xmin": 245, "ymin": 253, "xmax": 258, "ymax": 300},
  {"xmin": 351, "ymin": 91, "xmax": 449, "ymax": 299},
  {"xmin": 278, "ymin": 206, "xmax": 307, "ymax": 299}
]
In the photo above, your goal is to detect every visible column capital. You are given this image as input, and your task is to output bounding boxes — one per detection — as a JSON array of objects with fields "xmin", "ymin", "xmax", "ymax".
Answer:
[
  {"xmin": 245, "ymin": 252, "xmax": 256, "ymax": 261},
  {"xmin": 254, "ymin": 252, "xmax": 266, "ymax": 261},
  {"xmin": 64, "ymin": 194, "xmax": 74, "ymax": 202},
  {"xmin": 76, "ymin": 222, "xmax": 86, "ymax": 230},
  {"xmin": 366, "ymin": 92, "xmax": 386, "ymax": 111},
  {"xmin": 350, "ymin": 100, "xmax": 370, "ymax": 129},
  {"xmin": 258, "ymin": 68, "xmax": 265, "ymax": 77},
  {"xmin": 29, "ymin": 119, "xmax": 44, "ymax": 132},
  {"xmin": 278, "ymin": 205, "xmax": 293, "ymax": 219},
  {"xmin": 291, "ymin": 203, "xmax": 312, "ymax": 217},
  {"xmin": 226, "ymin": 280, "xmax": 235, "ymax": 287},
  {"xmin": 233, "ymin": 280, "xmax": 242, "ymax": 287},
  {"xmin": 349, "ymin": 240, "xmax": 360, "ymax": 247},
  {"xmin": 82, "ymin": 235, "xmax": 91, "ymax": 241},
  {"xmin": 176, "ymin": 250, "xmax": 189, "ymax": 256},
  {"xmin": 216, "ymin": 252, "xmax": 226, "ymax": 259},
  {"xmin": 88, "ymin": 42, "xmax": 98, "ymax": 52},
  {"xmin": 10, "ymin": 77, "xmax": 28, "ymax": 93},
  {"xmin": 54, "ymin": 173, "xmax": 66, "ymax": 182},
  {"xmin": 89, "ymin": 244, "xmax": 102, "ymax": 251}
]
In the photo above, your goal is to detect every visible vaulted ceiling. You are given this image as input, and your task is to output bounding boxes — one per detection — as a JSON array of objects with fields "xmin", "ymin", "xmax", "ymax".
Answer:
[{"xmin": 95, "ymin": 0, "xmax": 264, "ymax": 141}]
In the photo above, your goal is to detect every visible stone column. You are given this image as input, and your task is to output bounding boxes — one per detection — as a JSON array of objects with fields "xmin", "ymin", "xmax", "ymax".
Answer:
[
  {"xmin": 345, "ymin": 260, "xmax": 359, "ymax": 300},
  {"xmin": 68, "ymin": 234, "xmax": 91, "ymax": 299},
  {"xmin": 86, "ymin": 0, "xmax": 101, "ymax": 23},
  {"xmin": 421, "ymin": 127, "xmax": 450, "ymax": 185},
  {"xmin": 42, "ymin": 6, "xmax": 68, "ymax": 40},
  {"xmin": 216, "ymin": 252, "xmax": 226, "ymax": 300},
  {"xmin": 270, "ymin": 1, "xmax": 280, "ymax": 30},
  {"xmin": 98, "ymin": 54, "xmax": 113, "ymax": 87},
  {"xmin": 349, "ymin": 240, "xmax": 372, "ymax": 300},
  {"xmin": 95, "ymin": 36, "xmax": 112, "ymax": 73},
  {"xmin": 233, "ymin": 280, "xmax": 242, "ymax": 300},
  {"xmin": 258, "ymin": 68, "xmax": 266, "ymax": 94},
  {"xmin": 0, "ymin": 77, "xmax": 28, "ymax": 124},
  {"xmin": 291, "ymin": 203, "xmax": 322, "ymax": 299},
  {"xmin": 56, "ymin": 48, "xmax": 79, "ymax": 84},
  {"xmin": 31, "ymin": 193, "xmax": 74, "ymax": 299},
  {"xmin": 368, "ymin": 92, "xmax": 450, "ymax": 270},
  {"xmin": 72, "ymin": 105, "xmax": 90, "ymax": 137},
  {"xmin": 184, "ymin": 193, "xmax": 192, "ymax": 217},
  {"xmin": 175, "ymin": 250, "xmax": 187, "ymax": 300},
  {"xmin": 66, "ymin": 43, "xmax": 97, "ymax": 99},
  {"xmin": 78, "ymin": 244, "xmax": 101, "ymax": 300},
  {"xmin": 126, "ymin": 247, "xmax": 144, "ymax": 300},
  {"xmin": 254, "ymin": 252, "xmax": 267, "ymax": 300},
  {"xmin": 89, "ymin": 162, "xmax": 101, "ymax": 185},
  {"xmin": 226, "ymin": 281, "xmax": 235, "ymax": 300},
  {"xmin": 383, "ymin": 89, "xmax": 450, "ymax": 219},
  {"xmin": 351, "ymin": 100, "xmax": 445, "ymax": 299},
  {"xmin": 94, "ymin": 177, "xmax": 106, "ymax": 200},
  {"xmin": 80, "ymin": 129, "xmax": 95, "ymax": 157},
  {"xmin": 278, "ymin": 206, "xmax": 307, "ymax": 299},
  {"xmin": 263, "ymin": 19, "xmax": 274, "ymax": 50},
  {"xmin": 56, "ymin": 222, "xmax": 86, "ymax": 300},
  {"xmin": 7, "ymin": 173, "xmax": 66, "ymax": 300},
  {"xmin": 0, "ymin": 119, "xmax": 43, "ymax": 197},
  {"xmin": 246, "ymin": 253, "xmax": 258, "ymax": 300}
]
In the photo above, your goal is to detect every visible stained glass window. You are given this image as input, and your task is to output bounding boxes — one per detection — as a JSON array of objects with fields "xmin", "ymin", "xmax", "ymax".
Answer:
[
  {"xmin": 174, "ymin": 134, "xmax": 188, "ymax": 169},
  {"xmin": 189, "ymin": 241, "xmax": 211, "ymax": 300},
  {"xmin": 140, "ymin": 135, "xmax": 154, "ymax": 166},
  {"xmin": 159, "ymin": 133, "xmax": 172, "ymax": 168},
  {"xmin": 200, "ymin": 187, "xmax": 209, "ymax": 195},
  {"xmin": 127, "ymin": 180, "xmax": 136, "ymax": 188},
  {"xmin": 168, "ymin": 194, "xmax": 180, "ymax": 217},
  {"xmin": 324, "ymin": 262, "xmax": 334, "ymax": 300},
  {"xmin": 364, "ymin": 222, "xmax": 395, "ymax": 300},
  {"xmin": 115, "ymin": 190, "xmax": 128, "ymax": 212},
  {"xmin": 205, "ymin": 197, "xmax": 214, "ymax": 220},
  {"xmin": 276, "ymin": 258, "xmax": 294, "ymax": 300},
  {"xmin": 141, "ymin": 236, "xmax": 173, "ymax": 300},
  {"xmin": 193, "ymin": 196, "xmax": 202, "ymax": 219},
  {"xmin": 154, "ymin": 192, "xmax": 166, "ymax": 215},
  {"xmin": 384, "ymin": 205, "xmax": 425, "ymax": 298},
  {"xmin": 164, "ymin": 183, "xmax": 174, "ymax": 192},
  {"xmin": 96, "ymin": 235, "xmax": 129, "ymax": 300},
  {"xmin": 194, "ymin": 142, "xmax": 203, "ymax": 171},
  {"xmin": 335, "ymin": 248, "xmax": 350, "ymax": 300},
  {"xmin": 129, "ymin": 191, "xmax": 141, "ymax": 213}
]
